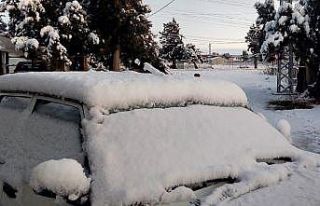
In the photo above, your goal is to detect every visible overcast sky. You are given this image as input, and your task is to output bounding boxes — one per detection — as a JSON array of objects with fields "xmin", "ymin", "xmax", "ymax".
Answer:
[{"xmin": 143, "ymin": 0, "xmax": 264, "ymax": 55}]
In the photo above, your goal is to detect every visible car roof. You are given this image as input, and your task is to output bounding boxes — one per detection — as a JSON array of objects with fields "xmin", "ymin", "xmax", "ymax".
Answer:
[{"xmin": 0, "ymin": 71, "xmax": 248, "ymax": 110}]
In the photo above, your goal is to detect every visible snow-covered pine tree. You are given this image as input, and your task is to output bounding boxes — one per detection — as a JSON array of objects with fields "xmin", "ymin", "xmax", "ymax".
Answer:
[
  {"xmin": 254, "ymin": 0, "xmax": 276, "ymax": 60},
  {"xmin": 303, "ymin": 0, "xmax": 320, "ymax": 97},
  {"xmin": 0, "ymin": 4, "xmax": 8, "ymax": 35},
  {"xmin": 159, "ymin": 18, "xmax": 185, "ymax": 69},
  {"xmin": 57, "ymin": 1, "xmax": 97, "ymax": 70},
  {"xmin": 255, "ymin": 0, "xmax": 276, "ymax": 27},
  {"xmin": 0, "ymin": 15, "xmax": 7, "ymax": 35},
  {"xmin": 5, "ymin": 0, "xmax": 45, "ymax": 60},
  {"xmin": 259, "ymin": 0, "xmax": 311, "ymax": 92},
  {"xmin": 86, "ymin": 0, "xmax": 164, "ymax": 72},
  {"xmin": 1, "ymin": 0, "xmax": 25, "ymax": 37},
  {"xmin": 245, "ymin": 24, "xmax": 262, "ymax": 68},
  {"xmin": 185, "ymin": 43, "xmax": 202, "ymax": 69},
  {"xmin": 260, "ymin": 0, "xmax": 309, "ymax": 59},
  {"xmin": 2, "ymin": 0, "xmax": 94, "ymax": 70}
]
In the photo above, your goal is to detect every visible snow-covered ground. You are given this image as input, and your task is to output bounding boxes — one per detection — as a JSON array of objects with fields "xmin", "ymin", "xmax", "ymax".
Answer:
[{"xmin": 171, "ymin": 68, "xmax": 320, "ymax": 154}]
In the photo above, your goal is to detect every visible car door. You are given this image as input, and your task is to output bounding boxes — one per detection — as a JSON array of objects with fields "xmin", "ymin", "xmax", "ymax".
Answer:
[{"xmin": 0, "ymin": 95, "xmax": 86, "ymax": 206}]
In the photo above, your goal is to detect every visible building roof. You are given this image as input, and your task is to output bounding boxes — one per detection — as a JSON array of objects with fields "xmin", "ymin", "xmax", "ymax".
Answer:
[
  {"xmin": 0, "ymin": 35, "xmax": 23, "ymax": 57},
  {"xmin": 0, "ymin": 71, "xmax": 248, "ymax": 109}
]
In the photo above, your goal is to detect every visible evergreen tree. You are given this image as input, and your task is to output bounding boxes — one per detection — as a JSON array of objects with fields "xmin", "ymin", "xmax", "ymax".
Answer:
[
  {"xmin": 159, "ymin": 18, "xmax": 185, "ymax": 69},
  {"xmin": 1, "ymin": 0, "xmax": 93, "ymax": 70},
  {"xmin": 245, "ymin": 24, "xmax": 262, "ymax": 68},
  {"xmin": 86, "ymin": 0, "xmax": 164, "ymax": 72},
  {"xmin": 241, "ymin": 50, "xmax": 249, "ymax": 62},
  {"xmin": 0, "ymin": 0, "xmax": 21, "ymax": 36},
  {"xmin": 303, "ymin": 0, "xmax": 320, "ymax": 97},
  {"xmin": 254, "ymin": 0, "xmax": 276, "ymax": 59},
  {"xmin": 185, "ymin": 43, "xmax": 202, "ymax": 69},
  {"xmin": 260, "ymin": 0, "xmax": 311, "ymax": 92},
  {"xmin": 255, "ymin": 0, "xmax": 276, "ymax": 27},
  {"xmin": 0, "ymin": 7, "xmax": 8, "ymax": 35}
]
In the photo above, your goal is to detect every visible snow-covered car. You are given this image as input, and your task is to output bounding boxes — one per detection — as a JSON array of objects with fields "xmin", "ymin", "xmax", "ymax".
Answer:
[{"xmin": 0, "ymin": 72, "xmax": 319, "ymax": 206}]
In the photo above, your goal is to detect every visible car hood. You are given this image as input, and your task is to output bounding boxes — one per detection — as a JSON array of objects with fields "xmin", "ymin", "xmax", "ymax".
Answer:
[{"xmin": 83, "ymin": 105, "xmax": 320, "ymax": 205}]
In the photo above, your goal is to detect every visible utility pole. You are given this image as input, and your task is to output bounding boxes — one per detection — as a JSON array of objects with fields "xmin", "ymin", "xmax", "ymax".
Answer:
[
  {"xmin": 277, "ymin": 0, "xmax": 295, "ymax": 94},
  {"xmin": 209, "ymin": 43, "xmax": 212, "ymax": 55},
  {"xmin": 112, "ymin": 0, "xmax": 121, "ymax": 71}
]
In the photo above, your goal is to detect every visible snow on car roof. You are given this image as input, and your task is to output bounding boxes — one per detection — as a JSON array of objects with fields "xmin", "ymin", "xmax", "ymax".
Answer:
[
  {"xmin": 0, "ymin": 71, "xmax": 248, "ymax": 110},
  {"xmin": 84, "ymin": 105, "xmax": 320, "ymax": 206}
]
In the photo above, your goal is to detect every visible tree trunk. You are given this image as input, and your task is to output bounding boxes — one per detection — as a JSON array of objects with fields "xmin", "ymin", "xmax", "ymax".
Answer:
[
  {"xmin": 311, "ymin": 76, "xmax": 320, "ymax": 99},
  {"xmin": 171, "ymin": 59, "xmax": 177, "ymax": 69},
  {"xmin": 112, "ymin": 44, "xmax": 121, "ymax": 71},
  {"xmin": 193, "ymin": 61, "xmax": 199, "ymax": 69},
  {"xmin": 296, "ymin": 65, "xmax": 307, "ymax": 93},
  {"xmin": 112, "ymin": 0, "xmax": 121, "ymax": 72},
  {"xmin": 254, "ymin": 56, "xmax": 258, "ymax": 69}
]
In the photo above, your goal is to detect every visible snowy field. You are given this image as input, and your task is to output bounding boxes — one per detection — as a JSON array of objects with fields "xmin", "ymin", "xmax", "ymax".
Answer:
[{"xmin": 171, "ymin": 67, "xmax": 320, "ymax": 154}]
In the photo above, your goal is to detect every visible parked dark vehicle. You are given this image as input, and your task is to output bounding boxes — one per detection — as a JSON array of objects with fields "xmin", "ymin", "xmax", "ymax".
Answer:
[{"xmin": 15, "ymin": 61, "xmax": 48, "ymax": 73}]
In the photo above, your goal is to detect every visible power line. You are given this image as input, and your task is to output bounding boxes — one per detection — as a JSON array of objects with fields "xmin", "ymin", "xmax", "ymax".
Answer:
[{"xmin": 149, "ymin": 0, "xmax": 177, "ymax": 17}]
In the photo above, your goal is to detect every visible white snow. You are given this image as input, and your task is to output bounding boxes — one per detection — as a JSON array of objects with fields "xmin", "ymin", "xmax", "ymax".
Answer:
[
  {"xmin": 11, "ymin": 36, "xmax": 28, "ymax": 50},
  {"xmin": 58, "ymin": 16, "xmax": 71, "ymax": 25},
  {"xmin": 277, "ymin": 119, "xmax": 292, "ymax": 143},
  {"xmin": 30, "ymin": 159, "xmax": 90, "ymax": 200},
  {"xmin": 63, "ymin": 1, "xmax": 85, "ymax": 23},
  {"xmin": 143, "ymin": 62, "xmax": 166, "ymax": 76},
  {"xmin": 160, "ymin": 186, "xmax": 196, "ymax": 204},
  {"xmin": 88, "ymin": 32, "xmax": 100, "ymax": 45},
  {"xmin": 0, "ymin": 72, "xmax": 248, "ymax": 110},
  {"xmin": 220, "ymin": 166, "xmax": 320, "ymax": 206},
  {"xmin": 26, "ymin": 38, "xmax": 39, "ymax": 50},
  {"xmin": 278, "ymin": 16, "xmax": 288, "ymax": 25},
  {"xmin": 202, "ymin": 163, "xmax": 291, "ymax": 206}
]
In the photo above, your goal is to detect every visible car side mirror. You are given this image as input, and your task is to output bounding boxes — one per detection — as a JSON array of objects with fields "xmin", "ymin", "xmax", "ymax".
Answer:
[
  {"xmin": 29, "ymin": 159, "xmax": 91, "ymax": 204},
  {"xmin": 2, "ymin": 182, "xmax": 18, "ymax": 198}
]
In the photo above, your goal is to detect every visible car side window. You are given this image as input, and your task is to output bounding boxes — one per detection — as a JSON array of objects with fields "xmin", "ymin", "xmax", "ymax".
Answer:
[
  {"xmin": 34, "ymin": 100, "xmax": 81, "ymax": 125},
  {"xmin": 0, "ymin": 96, "xmax": 30, "ymax": 111},
  {"xmin": 25, "ymin": 99, "xmax": 84, "ymax": 167}
]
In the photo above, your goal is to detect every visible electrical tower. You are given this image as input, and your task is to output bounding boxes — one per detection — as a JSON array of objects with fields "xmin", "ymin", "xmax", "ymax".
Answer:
[{"xmin": 277, "ymin": 0, "xmax": 296, "ymax": 94}]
